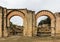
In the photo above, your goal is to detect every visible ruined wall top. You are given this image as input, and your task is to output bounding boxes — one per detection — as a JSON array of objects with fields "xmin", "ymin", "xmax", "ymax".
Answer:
[
  {"xmin": 0, "ymin": 6, "xmax": 60, "ymax": 17},
  {"xmin": 55, "ymin": 12, "xmax": 60, "ymax": 17}
]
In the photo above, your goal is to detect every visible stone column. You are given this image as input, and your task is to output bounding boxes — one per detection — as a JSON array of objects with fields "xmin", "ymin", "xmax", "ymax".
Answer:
[
  {"xmin": 32, "ymin": 12, "xmax": 37, "ymax": 36},
  {"xmin": 55, "ymin": 14, "xmax": 60, "ymax": 36},
  {"xmin": 51, "ymin": 19, "xmax": 55, "ymax": 37},
  {"xmin": 27, "ymin": 11, "xmax": 33, "ymax": 37},
  {"xmin": 23, "ymin": 17, "xmax": 27, "ymax": 36},
  {"xmin": 7, "ymin": 18, "xmax": 10, "ymax": 27},
  {"xmin": 3, "ymin": 17, "xmax": 8, "ymax": 37},
  {"xmin": 0, "ymin": 15, "xmax": 2, "ymax": 37},
  {"xmin": 0, "ymin": 8, "xmax": 3, "ymax": 37},
  {"xmin": 3, "ymin": 8, "xmax": 8, "ymax": 37},
  {"xmin": 0, "ymin": 10, "xmax": 2, "ymax": 37}
]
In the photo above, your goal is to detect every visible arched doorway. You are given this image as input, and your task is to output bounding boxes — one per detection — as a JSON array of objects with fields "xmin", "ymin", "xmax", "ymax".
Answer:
[
  {"xmin": 37, "ymin": 16, "xmax": 51, "ymax": 36},
  {"xmin": 6, "ymin": 10, "xmax": 25, "ymax": 36},
  {"xmin": 35, "ymin": 10, "xmax": 56, "ymax": 37},
  {"xmin": 10, "ymin": 16, "xmax": 23, "ymax": 26},
  {"xmin": 9, "ymin": 16, "xmax": 23, "ymax": 36}
]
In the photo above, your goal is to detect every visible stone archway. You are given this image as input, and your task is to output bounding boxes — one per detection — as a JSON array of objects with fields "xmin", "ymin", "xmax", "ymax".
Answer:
[
  {"xmin": 6, "ymin": 10, "xmax": 26, "ymax": 36},
  {"xmin": 35, "ymin": 10, "xmax": 56, "ymax": 36}
]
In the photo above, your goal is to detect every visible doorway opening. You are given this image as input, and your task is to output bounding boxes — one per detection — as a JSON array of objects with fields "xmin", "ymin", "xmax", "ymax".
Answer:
[
  {"xmin": 37, "ymin": 16, "xmax": 51, "ymax": 37},
  {"xmin": 8, "ymin": 16, "xmax": 24, "ymax": 36}
]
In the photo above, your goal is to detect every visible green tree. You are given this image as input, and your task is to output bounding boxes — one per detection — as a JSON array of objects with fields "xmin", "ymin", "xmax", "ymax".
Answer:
[{"xmin": 38, "ymin": 17, "xmax": 51, "ymax": 26}]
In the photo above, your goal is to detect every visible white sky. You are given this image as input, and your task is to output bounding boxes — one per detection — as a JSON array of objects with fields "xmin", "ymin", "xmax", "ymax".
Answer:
[
  {"xmin": 0, "ymin": 0, "xmax": 60, "ymax": 13},
  {"xmin": 0, "ymin": 0, "xmax": 60, "ymax": 26},
  {"xmin": 10, "ymin": 16, "xmax": 23, "ymax": 26}
]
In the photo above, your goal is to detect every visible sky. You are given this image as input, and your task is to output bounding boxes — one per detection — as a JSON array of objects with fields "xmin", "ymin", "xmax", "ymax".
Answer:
[
  {"xmin": 0, "ymin": 0, "xmax": 60, "ymax": 13},
  {"xmin": 10, "ymin": 16, "xmax": 23, "ymax": 26},
  {"xmin": 0, "ymin": 0, "xmax": 60, "ymax": 26}
]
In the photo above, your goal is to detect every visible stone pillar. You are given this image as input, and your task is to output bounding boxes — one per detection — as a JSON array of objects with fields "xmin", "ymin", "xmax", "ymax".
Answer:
[
  {"xmin": 23, "ymin": 17, "xmax": 27, "ymax": 36},
  {"xmin": 32, "ymin": 12, "xmax": 37, "ymax": 36},
  {"xmin": 0, "ymin": 7, "xmax": 2, "ymax": 37},
  {"xmin": 27, "ymin": 11, "xmax": 34, "ymax": 37},
  {"xmin": 55, "ymin": 14, "xmax": 60, "ymax": 36},
  {"xmin": 7, "ymin": 18, "xmax": 10, "ymax": 27},
  {"xmin": 51, "ymin": 19, "xmax": 55, "ymax": 37},
  {"xmin": 51, "ymin": 27, "xmax": 55, "ymax": 37},
  {"xmin": 3, "ymin": 8, "xmax": 8, "ymax": 37},
  {"xmin": 3, "ymin": 17, "xmax": 8, "ymax": 37},
  {"xmin": 0, "ymin": 15, "xmax": 2, "ymax": 37}
]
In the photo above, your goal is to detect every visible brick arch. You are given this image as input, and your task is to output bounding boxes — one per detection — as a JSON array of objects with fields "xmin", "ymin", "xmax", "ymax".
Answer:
[
  {"xmin": 35, "ymin": 10, "xmax": 56, "ymax": 36},
  {"xmin": 6, "ymin": 10, "xmax": 26, "ymax": 36},
  {"xmin": 8, "ymin": 15, "xmax": 24, "ymax": 26},
  {"xmin": 6, "ymin": 10, "xmax": 25, "ymax": 27},
  {"xmin": 8, "ymin": 15, "xmax": 23, "ymax": 20},
  {"xmin": 36, "ymin": 10, "xmax": 55, "ymax": 20},
  {"xmin": 7, "ymin": 10, "xmax": 25, "ymax": 19}
]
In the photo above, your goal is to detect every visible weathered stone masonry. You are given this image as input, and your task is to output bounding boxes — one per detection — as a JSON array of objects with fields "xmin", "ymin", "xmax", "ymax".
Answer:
[{"xmin": 0, "ymin": 6, "xmax": 60, "ymax": 37}]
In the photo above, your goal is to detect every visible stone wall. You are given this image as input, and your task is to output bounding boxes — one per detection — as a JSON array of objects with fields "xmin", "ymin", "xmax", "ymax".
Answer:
[
  {"xmin": 55, "ymin": 13, "xmax": 60, "ymax": 36},
  {"xmin": 0, "ymin": 6, "xmax": 60, "ymax": 37},
  {"xmin": 0, "ymin": 7, "xmax": 3, "ymax": 37}
]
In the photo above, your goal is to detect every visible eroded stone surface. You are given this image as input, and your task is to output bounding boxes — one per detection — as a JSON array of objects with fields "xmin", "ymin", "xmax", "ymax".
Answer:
[{"xmin": 0, "ymin": 7, "xmax": 60, "ymax": 37}]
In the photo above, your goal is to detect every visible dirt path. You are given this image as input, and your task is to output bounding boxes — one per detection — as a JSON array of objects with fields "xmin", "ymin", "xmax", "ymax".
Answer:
[{"xmin": 0, "ymin": 36, "xmax": 60, "ymax": 42}]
